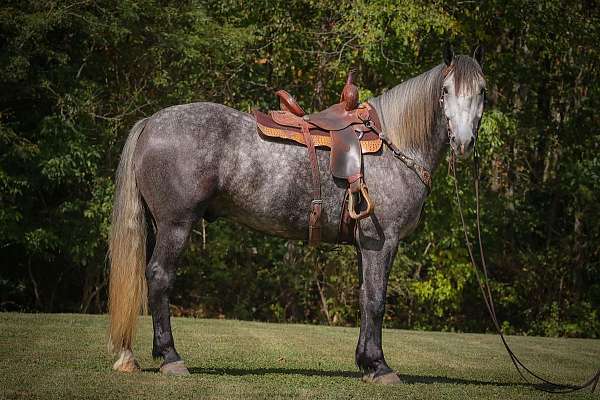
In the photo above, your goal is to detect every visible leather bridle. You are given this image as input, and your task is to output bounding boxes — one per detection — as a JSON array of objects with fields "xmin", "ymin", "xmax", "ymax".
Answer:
[
  {"xmin": 439, "ymin": 65, "xmax": 485, "ymax": 154},
  {"xmin": 440, "ymin": 65, "xmax": 455, "ymax": 146}
]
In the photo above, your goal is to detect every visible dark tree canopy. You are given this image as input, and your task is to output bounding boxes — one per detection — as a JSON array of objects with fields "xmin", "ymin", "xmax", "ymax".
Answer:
[{"xmin": 1, "ymin": 0, "xmax": 598, "ymax": 337}]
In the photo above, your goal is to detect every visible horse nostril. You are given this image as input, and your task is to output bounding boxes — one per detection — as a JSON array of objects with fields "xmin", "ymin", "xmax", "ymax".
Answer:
[{"xmin": 468, "ymin": 136, "xmax": 475, "ymax": 149}]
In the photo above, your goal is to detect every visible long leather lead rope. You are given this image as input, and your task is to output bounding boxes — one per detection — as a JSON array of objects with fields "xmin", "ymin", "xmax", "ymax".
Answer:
[{"xmin": 451, "ymin": 151, "xmax": 600, "ymax": 394}]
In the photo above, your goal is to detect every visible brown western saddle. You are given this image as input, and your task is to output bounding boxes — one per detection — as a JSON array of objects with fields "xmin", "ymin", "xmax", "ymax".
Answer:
[{"xmin": 254, "ymin": 72, "xmax": 386, "ymax": 245}]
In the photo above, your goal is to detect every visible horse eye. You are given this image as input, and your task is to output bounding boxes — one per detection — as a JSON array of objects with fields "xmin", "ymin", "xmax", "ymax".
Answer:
[{"xmin": 443, "ymin": 87, "xmax": 449, "ymax": 94}]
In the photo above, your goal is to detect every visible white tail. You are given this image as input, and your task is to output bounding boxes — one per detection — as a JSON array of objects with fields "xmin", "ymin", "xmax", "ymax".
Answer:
[{"xmin": 108, "ymin": 118, "xmax": 149, "ymax": 353}]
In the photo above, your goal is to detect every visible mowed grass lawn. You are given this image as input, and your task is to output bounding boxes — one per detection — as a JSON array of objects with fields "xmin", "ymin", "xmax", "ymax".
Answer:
[{"xmin": 0, "ymin": 313, "xmax": 598, "ymax": 399}]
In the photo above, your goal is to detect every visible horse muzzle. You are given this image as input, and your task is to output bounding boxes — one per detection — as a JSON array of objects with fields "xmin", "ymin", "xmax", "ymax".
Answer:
[{"xmin": 449, "ymin": 129, "xmax": 476, "ymax": 158}]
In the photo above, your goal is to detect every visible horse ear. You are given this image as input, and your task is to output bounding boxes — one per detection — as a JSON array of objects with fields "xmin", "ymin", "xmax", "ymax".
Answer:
[
  {"xmin": 443, "ymin": 42, "xmax": 454, "ymax": 66},
  {"xmin": 473, "ymin": 45, "xmax": 484, "ymax": 67}
]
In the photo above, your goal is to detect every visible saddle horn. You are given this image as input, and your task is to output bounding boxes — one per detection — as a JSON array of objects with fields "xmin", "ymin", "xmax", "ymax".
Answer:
[{"xmin": 340, "ymin": 71, "xmax": 359, "ymax": 112}]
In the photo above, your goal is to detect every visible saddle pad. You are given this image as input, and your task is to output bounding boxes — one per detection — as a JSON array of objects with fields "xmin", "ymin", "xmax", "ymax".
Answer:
[{"xmin": 254, "ymin": 110, "xmax": 382, "ymax": 154}]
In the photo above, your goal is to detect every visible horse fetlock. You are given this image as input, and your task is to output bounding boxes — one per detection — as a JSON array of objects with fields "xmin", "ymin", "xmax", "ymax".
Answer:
[
  {"xmin": 152, "ymin": 344, "xmax": 163, "ymax": 359},
  {"xmin": 356, "ymin": 350, "xmax": 393, "ymax": 380},
  {"xmin": 152, "ymin": 340, "xmax": 180, "ymax": 363},
  {"xmin": 113, "ymin": 349, "xmax": 141, "ymax": 373}
]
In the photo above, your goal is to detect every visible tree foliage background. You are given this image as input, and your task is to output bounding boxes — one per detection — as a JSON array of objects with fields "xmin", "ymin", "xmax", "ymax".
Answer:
[{"xmin": 1, "ymin": 0, "xmax": 599, "ymax": 337}]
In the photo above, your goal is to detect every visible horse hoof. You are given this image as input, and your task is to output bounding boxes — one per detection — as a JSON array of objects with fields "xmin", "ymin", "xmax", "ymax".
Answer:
[
  {"xmin": 113, "ymin": 349, "xmax": 141, "ymax": 373},
  {"xmin": 160, "ymin": 360, "xmax": 190, "ymax": 376},
  {"xmin": 374, "ymin": 372, "xmax": 402, "ymax": 384},
  {"xmin": 361, "ymin": 371, "xmax": 401, "ymax": 385}
]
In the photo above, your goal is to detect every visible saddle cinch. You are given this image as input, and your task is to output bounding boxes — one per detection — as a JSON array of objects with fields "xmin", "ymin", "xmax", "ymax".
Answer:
[{"xmin": 253, "ymin": 72, "xmax": 383, "ymax": 245}]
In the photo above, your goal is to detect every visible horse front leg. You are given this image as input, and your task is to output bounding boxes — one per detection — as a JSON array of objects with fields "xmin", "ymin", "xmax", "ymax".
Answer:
[
  {"xmin": 146, "ymin": 221, "xmax": 193, "ymax": 375},
  {"xmin": 355, "ymin": 236, "xmax": 401, "ymax": 384}
]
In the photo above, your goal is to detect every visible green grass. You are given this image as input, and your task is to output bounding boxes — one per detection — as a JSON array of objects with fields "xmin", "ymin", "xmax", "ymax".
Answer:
[{"xmin": 0, "ymin": 313, "xmax": 598, "ymax": 399}]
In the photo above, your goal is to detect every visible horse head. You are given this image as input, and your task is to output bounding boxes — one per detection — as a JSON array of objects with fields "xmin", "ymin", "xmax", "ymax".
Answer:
[{"xmin": 440, "ymin": 44, "xmax": 486, "ymax": 158}]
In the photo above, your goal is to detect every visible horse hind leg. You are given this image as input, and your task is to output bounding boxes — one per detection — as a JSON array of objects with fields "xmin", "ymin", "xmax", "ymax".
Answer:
[
  {"xmin": 112, "ymin": 217, "xmax": 192, "ymax": 376},
  {"xmin": 146, "ymin": 220, "xmax": 194, "ymax": 375}
]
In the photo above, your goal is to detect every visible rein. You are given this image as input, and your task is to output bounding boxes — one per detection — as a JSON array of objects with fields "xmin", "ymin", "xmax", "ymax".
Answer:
[{"xmin": 450, "ymin": 151, "xmax": 600, "ymax": 394}]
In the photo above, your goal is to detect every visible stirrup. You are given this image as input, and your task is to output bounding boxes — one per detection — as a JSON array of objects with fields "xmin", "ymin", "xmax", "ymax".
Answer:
[{"xmin": 347, "ymin": 181, "xmax": 374, "ymax": 220}]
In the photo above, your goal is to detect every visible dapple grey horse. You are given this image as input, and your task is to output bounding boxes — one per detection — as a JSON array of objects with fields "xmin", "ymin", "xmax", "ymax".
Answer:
[{"xmin": 108, "ymin": 45, "xmax": 485, "ymax": 383}]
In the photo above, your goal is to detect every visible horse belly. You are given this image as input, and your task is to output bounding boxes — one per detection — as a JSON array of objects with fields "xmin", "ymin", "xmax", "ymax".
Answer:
[{"xmin": 211, "ymin": 137, "xmax": 345, "ymax": 242}]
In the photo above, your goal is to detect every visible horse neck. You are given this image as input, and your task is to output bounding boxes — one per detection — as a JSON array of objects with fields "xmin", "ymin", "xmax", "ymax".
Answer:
[
  {"xmin": 370, "ymin": 74, "xmax": 449, "ymax": 175},
  {"xmin": 393, "ymin": 113, "xmax": 449, "ymax": 178}
]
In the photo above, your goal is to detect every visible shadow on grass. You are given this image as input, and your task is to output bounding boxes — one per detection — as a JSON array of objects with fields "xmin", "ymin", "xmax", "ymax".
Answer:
[
  {"xmin": 189, "ymin": 367, "xmax": 360, "ymax": 378},
  {"xmin": 400, "ymin": 373, "xmax": 525, "ymax": 388},
  {"xmin": 144, "ymin": 366, "xmax": 525, "ymax": 388},
  {"xmin": 142, "ymin": 367, "xmax": 359, "ymax": 378}
]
